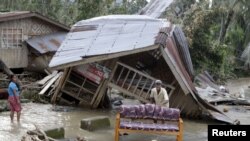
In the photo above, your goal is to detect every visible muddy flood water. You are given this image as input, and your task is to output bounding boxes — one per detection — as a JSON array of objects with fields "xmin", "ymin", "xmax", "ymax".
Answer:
[
  {"xmin": 0, "ymin": 103, "xmax": 211, "ymax": 141},
  {"xmin": 1, "ymin": 77, "xmax": 250, "ymax": 141}
]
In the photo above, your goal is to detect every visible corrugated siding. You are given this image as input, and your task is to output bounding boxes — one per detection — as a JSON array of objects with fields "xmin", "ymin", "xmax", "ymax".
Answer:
[
  {"xmin": 0, "ymin": 47, "xmax": 28, "ymax": 68},
  {"xmin": 173, "ymin": 26, "xmax": 194, "ymax": 78}
]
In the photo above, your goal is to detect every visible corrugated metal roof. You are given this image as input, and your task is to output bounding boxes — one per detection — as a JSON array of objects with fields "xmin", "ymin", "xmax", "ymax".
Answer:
[
  {"xmin": 139, "ymin": 0, "xmax": 173, "ymax": 18},
  {"xmin": 49, "ymin": 15, "xmax": 170, "ymax": 68},
  {"xmin": 26, "ymin": 32, "xmax": 67, "ymax": 54},
  {"xmin": 173, "ymin": 26, "xmax": 194, "ymax": 79}
]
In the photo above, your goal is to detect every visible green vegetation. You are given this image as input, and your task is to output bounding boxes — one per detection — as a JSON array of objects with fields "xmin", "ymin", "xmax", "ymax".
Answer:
[
  {"xmin": 0, "ymin": 0, "xmax": 147, "ymax": 26},
  {"xmin": 165, "ymin": 0, "xmax": 250, "ymax": 82},
  {"xmin": 1, "ymin": 0, "xmax": 250, "ymax": 82}
]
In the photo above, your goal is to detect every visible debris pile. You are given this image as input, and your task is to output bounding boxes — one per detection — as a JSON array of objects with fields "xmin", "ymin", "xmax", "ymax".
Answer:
[{"xmin": 195, "ymin": 71, "xmax": 250, "ymax": 106}]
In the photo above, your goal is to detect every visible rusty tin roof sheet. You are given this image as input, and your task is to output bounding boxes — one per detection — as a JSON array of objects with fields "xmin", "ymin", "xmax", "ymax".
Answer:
[{"xmin": 26, "ymin": 32, "xmax": 67, "ymax": 54}]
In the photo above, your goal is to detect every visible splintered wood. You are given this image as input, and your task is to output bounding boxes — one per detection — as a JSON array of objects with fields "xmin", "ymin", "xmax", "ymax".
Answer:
[{"xmin": 37, "ymin": 71, "xmax": 62, "ymax": 96}]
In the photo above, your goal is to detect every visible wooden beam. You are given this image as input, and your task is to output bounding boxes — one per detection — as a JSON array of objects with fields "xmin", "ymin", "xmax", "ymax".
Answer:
[
  {"xmin": 90, "ymin": 80, "xmax": 104, "ymax": 105},
  {"xmin": 92, "ymin": 79, "xmax": 109, "ymax": 108},
  {"xmin": 116, "ymin": 66, "xmax": 124, "ymax": 84},
  {"xmin": 39, "ymin": 72, "xmax": 63, "ymax": 95},
  {"xmin": 117, "ymin": 62, "xmax": 175, "ymax": 90},
  {"xmin": 66, "ymin": 80, "xmax": 95, "ymax": 94},
  {"xmin": 92, "ymin": 59, "xmax": 119, "ymax": 108},
  {"xmin": 118, "ymin": 129, "xmax": 179, "ymax": 136},
  {"xmin": 127, "ymin": 72, "xmax": 137, "ymax": 90},
  {"xmin": 51, "ymin": 68, "xmax": 70, "ymax": 103},
  {"xmin": 121, "ymin": 70, "xmax": 130, "ymax": 88},
  {"xmin": 37, "ymin": 71, "xmax": 58, "ymax": 85},
  {"xmin": 50, "ymin": 45, "xmax": 159, "ymax": 70},
  {"xmin": 133, "ymin": 75, "xmax": 142, "ymax": 94},
  {"xmin": 61, "ymin": 89, "xmax": 82, "ymax": 101}
]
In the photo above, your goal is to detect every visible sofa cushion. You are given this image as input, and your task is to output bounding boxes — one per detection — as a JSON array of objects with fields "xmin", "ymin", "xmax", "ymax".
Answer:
[
  {"xmin": 154, "ymin": 106, "xmax": 180, "ymax": 121},
  {"xmin": 119, "ymin": 104, "xmax": 180, "ymax": 120},
  {"xmin": 120, "ymin": 121, "xmax": 179, "ymax": 131},
  {"xmin": 120, "ymin": 105, "xmax": 137, "ymax": 118},
  {"xmin": 144, "ymin": 104, "xmax": 155, "ymax": 119}
]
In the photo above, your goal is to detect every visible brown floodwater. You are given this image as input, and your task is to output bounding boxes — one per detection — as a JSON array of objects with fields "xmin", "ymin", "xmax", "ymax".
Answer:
[
  {"xmin": 0, "ymin": 103, "xmax": 210, "ymax": 141},
  {"xmin": 1, "ymin": 77, "xmax": 250, "ymax": 141}
]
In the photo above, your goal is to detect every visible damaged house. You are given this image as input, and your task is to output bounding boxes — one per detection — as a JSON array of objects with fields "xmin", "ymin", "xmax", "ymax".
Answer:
[
  {"xmin": 48, "ymin": 15, "xmax": 233, "ymax": 123},
  {"xmin": 0, "ymin": 11, "xmax": 69, "ymax": 72}
]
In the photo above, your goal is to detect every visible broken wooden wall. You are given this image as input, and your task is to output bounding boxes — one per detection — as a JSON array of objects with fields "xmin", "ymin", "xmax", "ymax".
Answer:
[
  {"xmin": 52, "ymin": 58, "xmax": 117, "ymax": 108},
  {"xmin": 118, "ymin": 50, "xmax": 202, "ymax": 117}
]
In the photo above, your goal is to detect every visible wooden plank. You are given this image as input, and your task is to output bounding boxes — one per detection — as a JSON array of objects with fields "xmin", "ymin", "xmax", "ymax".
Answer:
[
  {"xmin": 62, "ymin": 68, "xmax": 72, "ymax": 89},
  {"xmin": 108, "ymin": 83, "xmax": 150, "ymax": 103},
  {"xmin": 133, "ymin": 75, "xmax": 142, "ymax": 94},
  {"xmin": 50, "ymin": 45, "xmax": 159, "ymax": 70},
  {"xmin": 108, "ymin": 63, "xmax": 118, "ymax": 84},
  {"xmin": 121, "ymin": 70, "xmax": 130, "ymax": 88},
  {"xmin": 139, "ymin": 78, "xmax": 148, "ymax": 97},
  {"xmin": 127, "ymin": 72, "xmax": 137, "ymax": 90},
  {"xmin": 37, "ymin": 71, "xmax": 58, "ymax": 85},
  {"xmin": 61, "ymin": 89, "xmax": 82, "ymax": 101},
  {"xmin": 92, "ymin": 79, "xmax": 109, "ymax": 108},
  {"xmin": 77, "ymin": 77, "xmax": 87, "ymax": 97},
  {"xmin": 66, "ymin": 80, "xmax": 95, "ymax": 94},
  {"xmin": 168, "ymin": 89, "xmax": 174, "ymax": 99},
  {"xmin": 60, "ymin": 89, "xmax": 90, "ymax": 105},
  {"xmin": 39, "ymin": 72, "xmax": 63, "ymax": 95},
  {"xmin": 90, "ymin": 80, "xmax": 104, "ymax": 105},
  {"xmin": 146, "ymin": 81, "xmax": 154, "ymax": 95},
  {"xmin": 51, "ymin": 68, "xmax": 70, "ymax": 103},
  {"xmin": 118, "ymin": 129, "xmax": 179, "ymax": 136},
  {"xmin": 59, "ymin": 97, "xmax": 74, "ymax": 105},
  {"xmin": 116, "ymin": 66, "xmax": 124, "ymax": 84},
  {"xmin": 117, "ymin": 62, "xmax": 175, "ymax": 90},
  {"xmin": 91, "ymin": 59, "xmax": 118, "ymax": 106}
]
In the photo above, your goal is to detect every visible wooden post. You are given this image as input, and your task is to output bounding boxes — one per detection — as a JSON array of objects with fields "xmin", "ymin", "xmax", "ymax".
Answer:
[
  {"xmin": 177, "ymin": 118, "xmax": 183, "ymax": 141},
  {"xmin": 51, "ymin": 68, "xmax": 70, "ymax": 104},
  {"xmin": 116, "ymin": 66, "xmax": 124, "ymax": 84},
  {"xmin": 127, "ymin": 72, "xmax": 136, "ymax": 91},
  {"xmin": 146, "ymin": 81, "xmax": 154, "ymax": 95},
  {"xmin": 114, "ymin": 113, "xmax": 120, "ymax": 141},
  {"xmin": 121, "ymin": 70, "xmax": 130, "ymax": 88},
  {"xmin": 133, "ymin": 75, "xmax": 142, "ymax": 95},
  {"xmin": 139, "ymin": 78, "xmax": 148, "ymax": 97}
]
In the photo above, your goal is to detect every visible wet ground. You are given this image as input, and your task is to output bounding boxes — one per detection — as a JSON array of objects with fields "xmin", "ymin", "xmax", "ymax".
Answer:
[
  {"xmin": 0, "ymin": 103, "xmax": 211, "ymax": 141},
  {"xmin": 1, "ymin": 77, "xmax": 250, "ymax": 141}
]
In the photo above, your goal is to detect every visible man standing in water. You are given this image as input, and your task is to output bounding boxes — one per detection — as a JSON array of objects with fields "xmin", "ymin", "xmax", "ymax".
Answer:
[
  {"xmin": 150, "ymin": 80, "xmax": 169, "ymax": 107},
  {"xmin": 8, "ymin": 75, "xmax": 21, "ymax": 123}
]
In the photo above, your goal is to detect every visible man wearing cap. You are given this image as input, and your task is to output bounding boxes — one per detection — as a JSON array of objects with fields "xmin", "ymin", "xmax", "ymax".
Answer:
[{"xmin": 150, "ymin": 80, "xmax": 169, "ymax": 107}]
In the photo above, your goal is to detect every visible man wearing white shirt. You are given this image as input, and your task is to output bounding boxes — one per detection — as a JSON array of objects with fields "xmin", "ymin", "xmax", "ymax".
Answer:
[{"xmin": 150, "ymin": 80, "xmax": 169, "ymax": 107}]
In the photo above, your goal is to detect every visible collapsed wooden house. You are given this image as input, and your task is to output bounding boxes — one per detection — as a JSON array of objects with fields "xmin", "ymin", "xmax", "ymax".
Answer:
[
  {"xmin": 49, "ymin": 15, "xmax": 233, "ymax": 123},
  {"xmin": 0, "ymin": 11, "xmax": 69, "ymax": 72}
]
